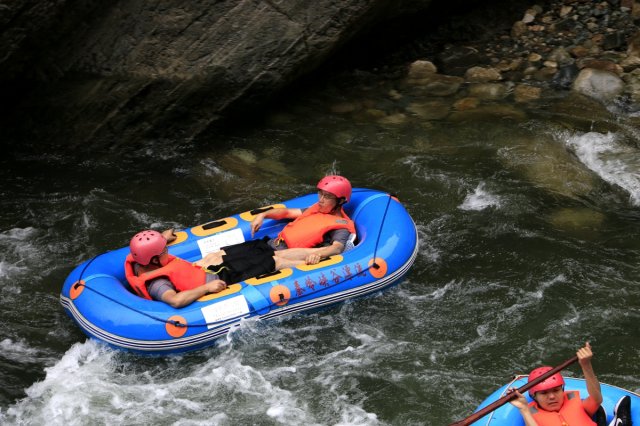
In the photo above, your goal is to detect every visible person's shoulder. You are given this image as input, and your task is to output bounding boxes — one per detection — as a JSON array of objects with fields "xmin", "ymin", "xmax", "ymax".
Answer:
[{"xmin": 147, "ymin": 277, "xmax": 175, "ymax": 300}]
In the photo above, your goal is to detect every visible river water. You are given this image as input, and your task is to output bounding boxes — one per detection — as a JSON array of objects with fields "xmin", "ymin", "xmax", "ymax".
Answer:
[{"xmin": 1, "ymin": 67, "xmax": 639, "ymax": 425}]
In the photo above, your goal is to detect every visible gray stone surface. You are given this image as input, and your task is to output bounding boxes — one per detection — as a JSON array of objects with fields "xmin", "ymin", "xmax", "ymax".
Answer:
[{"xmin": 0, "ymin": 0, "xmax": 435, "ymax": 147}]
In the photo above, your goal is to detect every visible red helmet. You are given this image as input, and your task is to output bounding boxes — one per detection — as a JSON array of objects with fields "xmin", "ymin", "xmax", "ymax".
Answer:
[
  {"xmin": 317, "ymin": 175, "xmax": 352, "ymax": 203},
  {"xmin": 528, "ymin": 366, "xmax": 565, "ymax": 397},
  {"xmin": 129, "ymin": 230, "xmax": 167, "ymax": 265}
]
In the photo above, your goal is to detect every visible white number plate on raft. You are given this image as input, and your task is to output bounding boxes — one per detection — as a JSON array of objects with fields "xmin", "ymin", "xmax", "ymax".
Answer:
[
  {"xmin": 197, "ymin": 228, "xmax": 245, "ymax": 256},
  {"xmin": 201, "ymin": 296, "xmax": 250, "ymax": 329}
]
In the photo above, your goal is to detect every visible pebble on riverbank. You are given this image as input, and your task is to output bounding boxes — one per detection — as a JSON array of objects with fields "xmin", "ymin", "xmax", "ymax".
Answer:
[{"xmin": 403, "ymin": 0, "xmax": 640, "ymax": 108}]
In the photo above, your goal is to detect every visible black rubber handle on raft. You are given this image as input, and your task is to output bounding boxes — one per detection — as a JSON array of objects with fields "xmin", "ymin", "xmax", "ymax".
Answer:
[
  {"xmin": 448, "ymin": 356, "xmax": 579, "ymax": 426},
  {"xmin": 255, "ymin": 270, "xmax": 283, "ymax": 279},
  {"xmin": 202, "ymin": 220, "xmax": 227, "ymax": 230},
  {"xmin": 250, "ymin": 206, "xmax": 275, "ymax": 215}
]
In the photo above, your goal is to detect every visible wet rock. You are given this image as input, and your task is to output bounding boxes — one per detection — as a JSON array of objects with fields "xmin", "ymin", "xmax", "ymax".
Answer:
[
  {"xmin": 465, "ymin": 66, "xmax": 502, "ymax": 83},
  {"xmin": 388, "ymin": 89, "xmax": 403, "ymax": 100},
  {"xmin": 522, "ymin": 8, "xmax": 539, "ymax": 24},
  {"xmin": 513, "ymin": 84, "xmax": 542, "ymax": 102},
  {"xmin": 408, "ymin": 60, "xmax": 438, "ymax": 79},
  {"xmin": 498, "ymin": 137, "xmax": 596, "ymax": 200},
  {"xmin": 407, "ymin": 73, "xmax": 464, "ymax": 97},
  {"xmin": 548, "ymin": 208, "xmax": 605, "ymax": 232},
  {"xmin": 511, "ymin": 21, "xmax": 528, "ymax": 38},
  {"xmin": 449, "ymin": 104, "xmax": 525, "ymax": 122},
  {"xmin": 578, "ymin": 59, "xmax": 624, "ymax": 75},
  {"xmin": 468, "ymin": 83, "xmax": 510, "ymax": 100},
  {"xmin": 365, "ymin": 108, "xmax": 387, "ymax": 119},
  {"xmin": 437, "ymin": 46, "xmax": 488, "ymax": 77},
  {"xmin": 602, "ymin": 31, "xmax": 625, "ymax": 50},
  {"xmin": 495, "ymin": 58, "xmax": 523, "ymax": 72},
  {"xmin": 570, "ymin": 45, "xmax": 591, "ymax": 58},
  {"xmin": 547, "ymin": 47, "xmax": 574, "ymax": 67},
  {"xmin": 229, "ymin": 148, "xmax": 258, "ymax": 165},
  {"xmin": 572, "ymin": 68, "xmax": 625, "ymax": 102},
  {"xmin": 528, "ymin": 53, "xmax": 543, "ymax": 63},
  {"xmin": 406, "ymin": 100, "xmax": 451, "ymax": 119},
  {"xmin": 549, "ymin": 92, "xmax": 619, "ymax": 131},
  {"xmin": 453, "ymin": 97, "xmax": 480, "ymax": 111},
  {"xmin": 622, "ymin": 68, "xmax": 640, "ymax": 102},
  {"xmin": 559, "ymin": 6, "xmax": 573, "ymax": 18},
  {"xmin": 627, "ymin": 31, "xmax": 640, "ymax": 57},
  {"xmin": 552, "ymin": 63, "xmax": 580, "ymax": 89},
  {"xmin": 378, "ymin": 112, "xmax": 409, "ymax": 125},
  {"xmin": 415, "ymin": 0, "xmax": 639, "ymax": 107},
  {"xmin": 330, "ymin": 102, "xmax": 360, "ymax": 114},
  {"xmin": 534, "ymin": 66, "xmax": 560, "ymax": 81}
]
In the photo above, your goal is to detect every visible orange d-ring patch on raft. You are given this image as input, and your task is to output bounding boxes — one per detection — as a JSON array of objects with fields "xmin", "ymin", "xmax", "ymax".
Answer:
[
  {"xmin": 368, "ymin": 258, "xmax": 388, "ymax": 278},
  {"xmin": 269, "ymin": 285, "xmax": 291, "ymax": 306},
  {"xmin": 70, "ymin": 280, "xmax": 85, "ymax": 300},
  {"xmin": 166, "ymin": 315, "xmax": 188, "ymax": 338}
]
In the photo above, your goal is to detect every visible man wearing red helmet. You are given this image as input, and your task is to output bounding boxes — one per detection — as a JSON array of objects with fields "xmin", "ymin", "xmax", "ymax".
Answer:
[
  {"xmin": 195, "ymin": 175, "xmax": 356, "ymax": 282},
  {"xmin": 124, "ymin": 230, "xmax": 227, "ymax": 307},
  {"xmin": 509, "ymin": 342, "xmax": 631, "ymax": 426}
]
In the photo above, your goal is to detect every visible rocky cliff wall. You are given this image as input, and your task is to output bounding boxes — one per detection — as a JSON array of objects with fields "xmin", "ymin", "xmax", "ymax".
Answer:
[{"xmin": 2, "ymin": 0, "xmax": 442, "ymax": 148}]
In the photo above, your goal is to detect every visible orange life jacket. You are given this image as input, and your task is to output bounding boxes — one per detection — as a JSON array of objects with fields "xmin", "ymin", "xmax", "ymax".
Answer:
[
  {"xmin": 529, "ymin": 391, "xmax": 596, "ymax": 426},
  {"xmin": 124, "ymin": 254, "xmax": 206, "ymax": 300},
  {"xmin": 277, "ymin": 203, "xmax": 356, "ymax": 248}
]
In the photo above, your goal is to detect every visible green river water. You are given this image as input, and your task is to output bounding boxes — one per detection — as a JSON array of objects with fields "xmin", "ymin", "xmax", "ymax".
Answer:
[{"xmin": 0, "ymin": 67, "xmax": 639, "ymax": 425}]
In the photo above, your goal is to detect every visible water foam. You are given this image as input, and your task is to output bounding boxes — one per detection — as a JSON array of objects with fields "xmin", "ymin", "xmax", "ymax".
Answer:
[
  {"xmin": 458, "ymin": 183, "xmax": 501, "ymax": 211},
  {"xmin": 564, "ymin": 132, "xmax": 640, "ymax": 206},
  {"xmin": 0, "ymin": 227, "xmax": 38, "ymax": 282},
  {"xmin": 0, "ymin": 329, "xmax": 384, "ymax": 426},
  {"xmin": 0, "ymin": 338, "xmax": 57, "ymax": 365}
]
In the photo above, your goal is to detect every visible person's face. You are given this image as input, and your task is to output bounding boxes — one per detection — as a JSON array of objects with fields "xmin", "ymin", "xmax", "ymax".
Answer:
[
  {"xmin": 157, "ymin": 246, "xmax": 170, "ymax": 266},
  {"xmin": 317, "ymin": 190, "xmax": 338, "ymax": 213},
  {"xmin": 533, "ymin": 386, "xmax": 564, "ymax": 411}
]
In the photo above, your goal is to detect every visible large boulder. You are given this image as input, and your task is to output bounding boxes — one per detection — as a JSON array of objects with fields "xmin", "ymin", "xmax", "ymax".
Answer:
[
  {"xmin": 1, "ymin": 0, "xmax": 436, "ymax": 147},
  {"xmin": 572, "ymin": 68, "xmax": 625, "ymax": 103}
]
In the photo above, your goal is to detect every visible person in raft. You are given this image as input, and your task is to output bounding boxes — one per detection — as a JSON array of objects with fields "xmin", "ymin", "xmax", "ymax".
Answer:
[
  {"xmin": 509, "ymin": 342, "xmax": 632, "ymax": 426},
  {"xmin": 124, "ymin": 229, "xmax": 227, "ymax": 308},
  {"xmin": 193, "ymin": 175, "xmax": 356, "ymax": 284}
]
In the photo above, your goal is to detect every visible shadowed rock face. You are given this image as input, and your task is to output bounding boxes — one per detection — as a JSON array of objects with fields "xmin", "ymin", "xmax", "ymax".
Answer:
[{"xmin": 1, "ymin": 0, "xmax": 440, "ymax": 148}]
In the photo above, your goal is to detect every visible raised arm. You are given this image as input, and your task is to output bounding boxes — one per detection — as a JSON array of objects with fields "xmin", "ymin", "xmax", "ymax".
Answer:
[
  {"xmin": 251, "ymin": 208, "xmax": 303, "ymax": 237},
  {"xmin": 578, "ymin": 342, "xmax": 603, "ymax": 414}
]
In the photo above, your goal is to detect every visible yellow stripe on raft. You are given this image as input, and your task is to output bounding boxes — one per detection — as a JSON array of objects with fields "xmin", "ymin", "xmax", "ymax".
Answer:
[
  {"xmin": 239, "ymin": 204, "xmax": 286, "ymax": 222},
  {"xmin": 198, "ymin": 283, "xmax": 242, "ymax": 301},
  {"xmin": 167, "ymin": 231, "xmax": 188, "ymax": 245},
  {"xmin": 244, "ymin": 268, "xmax": 293, "ymax": 285},
  {"xmin": 191, "ymin": 217, "xmax": 239, "ymax": 236},
  {"xmin": 295, "ymin": 255, "xmax": 343, "ymax": 271}
]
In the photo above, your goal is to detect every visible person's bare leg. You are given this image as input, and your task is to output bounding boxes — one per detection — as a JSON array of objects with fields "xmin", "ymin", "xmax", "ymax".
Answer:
[
  {"xmin": 273, "ymin": 248, "xmax": 313, "ymax": 261},
  {"xmin": 194, "ymin": 250, "xmax": 226, "ymax": 267},
  {"xmin": 273, "ymin": 256, "xmax": 302, "ymax": 270}
]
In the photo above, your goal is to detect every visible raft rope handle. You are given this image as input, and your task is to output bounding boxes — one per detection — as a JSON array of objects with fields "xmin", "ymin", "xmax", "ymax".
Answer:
[
  {"xmin": 73, "ymin": 282, "xmax": 239, "ymax": 328},
  {"xmin": 75, "ymin": 254, "xmax": 375, "ymax": 330},
  {"xmin": 371, "ymin": 193, "xmax": 393, "ymax": 270},
  {"xmin": 72, "ymin": 192, "xmax": 396, "ymax": 329}
]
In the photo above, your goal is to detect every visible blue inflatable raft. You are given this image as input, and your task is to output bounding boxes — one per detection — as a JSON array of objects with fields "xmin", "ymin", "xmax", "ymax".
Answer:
[
  {"xmin": 473, "ymin": 375, "xmax": 640, "ymax": 425},
  {"xmin": 60, "ymin": 188, "xmax": 418, "ymax": 354}
]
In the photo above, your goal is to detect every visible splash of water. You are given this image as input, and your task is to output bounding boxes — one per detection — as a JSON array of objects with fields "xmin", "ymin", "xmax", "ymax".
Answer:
[
  {"xmin": 564, "ymin": 132, "xmax": 640, "ymax": 206},
  {"xmin": 458, "ymin": 183, "xmax": 501, "ymax": 211}
]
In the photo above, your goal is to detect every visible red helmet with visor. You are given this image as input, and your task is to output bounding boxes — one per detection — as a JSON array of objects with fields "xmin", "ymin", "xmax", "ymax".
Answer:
[
  {"xmin": 527, "ymin": 366, "xmax": 565, "ymax": 397},
  {"xmin": 317, "ymin": 175, "xmax": 352, "ymax": 203},
  {"xmin": 129, "ymin": 230, "xmax": 167, "ymax": 265}
]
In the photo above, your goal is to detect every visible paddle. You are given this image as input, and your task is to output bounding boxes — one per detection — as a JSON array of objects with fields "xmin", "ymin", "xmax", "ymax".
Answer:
[{"xmin": 449, "ymin": 355, "xmax": 579, "ymax": 426}]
